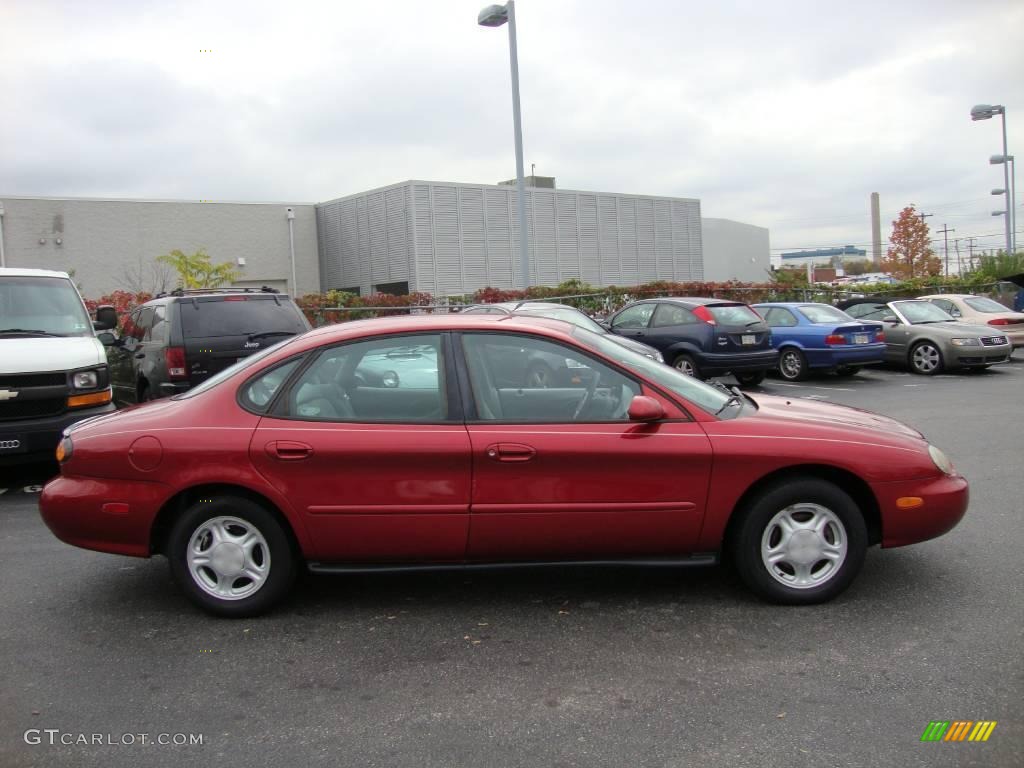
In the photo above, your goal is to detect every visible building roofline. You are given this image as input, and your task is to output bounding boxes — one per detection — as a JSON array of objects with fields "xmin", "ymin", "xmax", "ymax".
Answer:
[
  {"xmin": 0, "ymin": 194, "xmax": 317, "ymax": 206},
  {"xmin": 316, "ymin": 180, "xmax": 701, "ymax": 206}
]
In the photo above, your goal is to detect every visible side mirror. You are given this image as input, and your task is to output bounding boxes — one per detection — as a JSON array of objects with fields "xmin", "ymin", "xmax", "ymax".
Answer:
[
  {"xmin": 627, "ymin": 395, "xmax": 665, "ymax": 422},
  {"xmin": 93, "ymin": 305, "xmax": 118, "ymax": 331},
  {"xmin": 97, "ymin": 332, "xmax": 116, "ymax": 346},
  {"xmin": 882, "ymin": 315, "xmax": 900, "ymax": 324}
]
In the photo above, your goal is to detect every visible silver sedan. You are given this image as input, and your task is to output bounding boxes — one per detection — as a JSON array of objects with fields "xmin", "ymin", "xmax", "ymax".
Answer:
[{"xmin": 837, "ymin": 299, "xmax": 1012, "ymax": 375}]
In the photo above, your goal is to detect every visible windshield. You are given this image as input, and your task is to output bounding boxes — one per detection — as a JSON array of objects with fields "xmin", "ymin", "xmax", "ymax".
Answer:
[
  {"xmin": 174, "ymin": 337, "xmax": 298, "ymax": 399},
  {"xmin": 894, "ymin": 301, "xmax": 955, "ymax": 324},
  {"xmin": 798, "ymin": 304, "xmax": 854, "ymax": 324},
  {"xmin": 0, "ymin": 275, "xmax": 94, "ymax": 337},
  {"xmin": 515, "ymin": 306, "xmax": 605, "ymax": 333},
  {"xmin": 964, "ymin": 296, "xmax": 1010, "ymax": 313},
  {"xmin": 572, "ymin": 327, "xmax": 733, "ymax": 416}
]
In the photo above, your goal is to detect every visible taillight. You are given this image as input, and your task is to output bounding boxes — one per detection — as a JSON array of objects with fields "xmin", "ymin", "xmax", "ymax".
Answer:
[
  {"xmin": 693, "ymin": 306, "xmax": 716, "ymax": 324},
  {"xmin": 165, "ymin": 347, "xmax": 187, "ymax": 379},
  {"xmin": 988, "ymin": 318, "xmax": 1010, "ymax": 325},
  {"xmin": 875, "ymin": 331, "xmax": 885, "ymax": 342},
  {"xmin": 825, "ymin": 334, "xmax": 847, "ymax": 345}
]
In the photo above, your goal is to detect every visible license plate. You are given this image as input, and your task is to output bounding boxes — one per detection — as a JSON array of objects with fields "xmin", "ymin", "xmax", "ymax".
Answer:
[
  {"xmin": 854, "ymin": 333, "xmax": 869, "ymax": 344},
  {"xmin": 741, "ymin": 334, "xmax": 756, "ymax": 345}
]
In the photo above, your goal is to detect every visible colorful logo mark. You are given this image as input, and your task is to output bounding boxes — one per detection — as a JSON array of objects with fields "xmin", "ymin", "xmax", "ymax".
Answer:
[{"xmin": 921, "ymin": 721, "xmax": 997, "ymax": 742}]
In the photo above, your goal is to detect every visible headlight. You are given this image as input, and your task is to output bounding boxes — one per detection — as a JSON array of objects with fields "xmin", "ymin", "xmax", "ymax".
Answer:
[
  {"xmin": 928, "ymin": 445, "xmax": 955, "ymax": 476},
  {"xmin": 72, "ymin": 370, "xmax": 99, "ymax": 389},
  {"xmin": 949, "ymin": 338, "xmax": 979, "ymax": 347}
]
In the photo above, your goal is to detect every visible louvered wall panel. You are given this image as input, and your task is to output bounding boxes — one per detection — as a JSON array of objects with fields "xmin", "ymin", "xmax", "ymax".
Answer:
[
  {"xmin": 531, "ymin": 193, "xmax": 557, "ymax": 286},
  {"xmin": 367, "ymin": 192, "xmax": 388, "ymax": 284},
  {"xmin": 555, "ymin": 192, "xmax": 580, "ymax": 281},
  {"xmin": 484, "ymin": 188, "xmax": 514, "ymax": 288},
  {"xmin": 617, "ymin": 198, "xmax": 639, "ymax": 281},
  {"xmin": 577, "ymin": 195, "xmax": 600, "ymax": 285},
  {"xmin": 459, "ymin": 187, "xmax": 488, "ymax": 289},
  {"xmin": 431, "ymin": 186, "xmax": 463, "ymax": 296},
  {"xmin": 382, "ymin": 187, "xmax": 408, "ymax": 287},
  {"xmin": 413, "ymin": 184, "xmax": 435, "ymax": 293},
  {"xmin": 635, "ymin": 198, "xmax": 657, "ymax": 283},
  {"xmin": 597, "ymin": 196, "xmax": 622, "ymax": 285}
]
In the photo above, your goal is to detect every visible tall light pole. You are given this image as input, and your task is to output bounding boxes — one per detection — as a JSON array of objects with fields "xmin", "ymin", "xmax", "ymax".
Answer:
[
  {"xmin": 971, "ymin": 104, "xmax": 1013, "ymax": 255},
  {"xmin": 479, "ymin": 2, "xmax": 530, "ymax": 290}
]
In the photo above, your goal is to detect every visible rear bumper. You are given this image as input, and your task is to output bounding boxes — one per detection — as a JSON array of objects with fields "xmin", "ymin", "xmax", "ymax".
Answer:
[
  {"xmin": 0, "ymin": 403, "xmax": 116, "ymax": 465},
  {"xmin": 874, "ymin": 473, "xmax": 969, "ymax": 548},
  {"xmin": 803, "ymin": 343, "xmax": 887, "ymax": 369},
  {"xmin": 697, "ymin": 349, "xmax": 779, "ymax": 376},
  {"xmin": 38, "ymin": 473, "xmax": 168, "ymax": 557}
]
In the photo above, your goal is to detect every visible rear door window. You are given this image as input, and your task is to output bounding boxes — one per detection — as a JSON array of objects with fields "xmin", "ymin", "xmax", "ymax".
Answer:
[{"xmin": 179, "ymin": 297, "xmax": 308, "ymax": 338}]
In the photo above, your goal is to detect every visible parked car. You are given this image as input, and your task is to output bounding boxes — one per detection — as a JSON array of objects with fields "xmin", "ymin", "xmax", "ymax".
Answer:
[
  {"xmin": 917, "ymin": 294, "xmax": 1024, "ymax": 349},
  {"xmin": 751, "ymin": 302, "xmax": 886, "ymax": 381},
  {"xmin": 102, "ymin": 287, "xmax": 310, "ymax": 407},
  {"xmin": 0, "ymin": 268, "xmax": 117, "ymax": 465},
  {"xmin": 462, "ymin": 301, "xmax": 665, "ymax": 362},
  {"xmin": 604, "ymin": 297, "xmax": 777, "ymax": 386},
  {"xmin": 836, "ymin": 298, "xmax": 1012, "ymax": 375},
  {"xmin": 40, "ymin": 313, "xmax": 968, "ymax": 616}
]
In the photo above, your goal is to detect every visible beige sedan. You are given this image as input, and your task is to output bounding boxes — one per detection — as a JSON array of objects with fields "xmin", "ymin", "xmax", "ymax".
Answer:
[{"xmin": 919, "ymin": 294, "xmax": 1024, "ymax": 348}]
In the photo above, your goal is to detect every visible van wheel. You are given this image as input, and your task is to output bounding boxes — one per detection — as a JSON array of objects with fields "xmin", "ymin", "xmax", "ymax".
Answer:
[
  {"xmin": 167, "ymin": 496, "xmax": 295, "ymax": 617},
  {"xmin": 730, "ymin": 478, "xmax": 867, "ymax": 604}
]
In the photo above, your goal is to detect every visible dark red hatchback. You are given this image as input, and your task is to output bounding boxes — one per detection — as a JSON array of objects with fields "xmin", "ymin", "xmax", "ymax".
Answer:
[{"xmin": 40, "ymin": 314, "xmax": 967, "ymax": 616}]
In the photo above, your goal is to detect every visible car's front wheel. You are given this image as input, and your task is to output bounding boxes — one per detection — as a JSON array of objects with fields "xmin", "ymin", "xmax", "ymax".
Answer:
[
  {"xmin": 167, "ymin": 496, "xmax": 295, "ymax": 617},
  {"xmin": 730, "ymin": 478, "xmax": 867, "ymax": 604},
  {"xmin": 909, "ymin": 341, "xmax": 943, "ymax": 375}
]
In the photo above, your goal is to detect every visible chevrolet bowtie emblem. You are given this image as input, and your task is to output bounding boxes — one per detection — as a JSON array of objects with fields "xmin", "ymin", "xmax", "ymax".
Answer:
[{"xmin": 0, "ymin": 389, "xmax": 19, "ymax": 401}]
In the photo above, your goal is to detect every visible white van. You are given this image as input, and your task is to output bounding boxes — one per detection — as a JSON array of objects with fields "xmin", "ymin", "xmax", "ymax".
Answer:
[{"xmin": 0, "ymin": 268, "xmax": 117, "ymax": 464}]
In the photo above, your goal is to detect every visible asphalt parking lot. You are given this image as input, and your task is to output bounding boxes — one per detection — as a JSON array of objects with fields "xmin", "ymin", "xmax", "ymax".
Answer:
[{"xmin": 1, "ymin": 360, "xmax": 1022, "ymax": 768}]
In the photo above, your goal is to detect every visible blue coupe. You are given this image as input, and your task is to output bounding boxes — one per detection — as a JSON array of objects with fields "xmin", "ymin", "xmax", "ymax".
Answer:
[{"xmin": 751, "ymin": 302, "xmax": 886, "ymax": 380}]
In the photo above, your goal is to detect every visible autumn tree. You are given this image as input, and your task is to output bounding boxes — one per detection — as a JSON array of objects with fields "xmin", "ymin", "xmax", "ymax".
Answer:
[
  {"xmin": 156, "ymin": 248, "xmax": 238, "ymax": 289},
  {"xmin": 883, "ymin": 206, "xmax": 940, "ymax": 279}
]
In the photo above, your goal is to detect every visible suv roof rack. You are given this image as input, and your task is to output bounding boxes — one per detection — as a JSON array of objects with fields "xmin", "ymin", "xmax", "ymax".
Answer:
[{"xmin": 155, "ymin": 286, "xmax": 281, "ymax": 299}]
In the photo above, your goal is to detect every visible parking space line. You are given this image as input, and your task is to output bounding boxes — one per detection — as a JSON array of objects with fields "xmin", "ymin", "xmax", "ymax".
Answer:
[{"xmin": 768, "ymin": 382, "xmax": 856, "ymax": 392}]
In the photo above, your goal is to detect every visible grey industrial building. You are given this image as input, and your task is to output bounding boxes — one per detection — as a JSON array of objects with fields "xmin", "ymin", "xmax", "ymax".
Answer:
[{"xmin": 0, "ymin": 181, "xmax": 770, "ymax": 299}]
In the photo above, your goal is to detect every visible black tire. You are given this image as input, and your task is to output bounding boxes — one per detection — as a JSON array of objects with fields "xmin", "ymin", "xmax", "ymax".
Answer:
[
  {"xmin": 833, "ymin": 365, "xmax": 860, "ymax": 377},
  {"xmin": 729, "ymin": 478, "xmax": 867, "ymax": 605},
  {"xmin": 777, "ymin": 347, "xmax": 808, "ymax": 381},
  {"xmin": 735, "ymin": 371, "xmax": 766, "ymax": 387},
  {"xmin": 525, "ymin": 362, "xmax": 554, "ymax": 388},
  {"xmin": 909, "ymin": 341, "xmax": 943, "ymax": 376},
  {"xmin": 672, "ymin": 353, "xmax": 701, "ymax": 379},
  {"xmin": 167, "ymin": 496, "xmax": 296, "ymax": 617}
]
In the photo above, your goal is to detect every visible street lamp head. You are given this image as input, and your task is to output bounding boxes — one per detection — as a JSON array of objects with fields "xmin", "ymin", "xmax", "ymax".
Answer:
[
  {"xmin": 990, "ymin": 154, "xmax": 1014, "ymax": 165},
  {"xmin": 992, "ymin": 211, "xmax": 1006, "ymax": 217},
  {"xmin": 992, "ymin": 188, "xmax": 1006, "ymax": 195},
  {"xmin": 971, "ymin": 104, "xmax": 1004, "ymax": 121},
  {"xmin": 478, "ymin": 3, "xmax": 509, "ymax": 27}
]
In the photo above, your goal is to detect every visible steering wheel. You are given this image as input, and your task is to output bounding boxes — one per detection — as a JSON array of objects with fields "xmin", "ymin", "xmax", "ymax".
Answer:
[{"xmin": 572, "ymin": 369, "xmax": 601, "ymax": 421}]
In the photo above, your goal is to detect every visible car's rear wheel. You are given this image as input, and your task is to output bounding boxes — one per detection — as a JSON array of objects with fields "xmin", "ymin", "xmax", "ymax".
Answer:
[
  {"xmin": 735, "ymin": 371, "xmax": 766, "ymax": 387},
  {"xmin": 909, "ymin": 341, "xmax": 943, "ymax": 375},
  {"xmin": 168, "ymin": 496, "xmax": 295, "ymax": 617},
  {"xmin": 672, "ymin": 354, "xmax": 701, "ymax": 378},
  {"xmin": 778, "ymin": 348, "xmax": 807, "ymax": 381},
  {"xmin": 730, "ymin": 478, "xmax": 867, "ymax": 604},
  {"xmin": 834, "ymin": 365, "xmax": 860, "ymax": 377}
]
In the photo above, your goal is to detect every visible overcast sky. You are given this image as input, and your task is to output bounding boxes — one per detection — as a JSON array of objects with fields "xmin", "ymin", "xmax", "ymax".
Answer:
[{"xmin": 2, "ymin": 0, "xmax": 1022, "ymax": 262}]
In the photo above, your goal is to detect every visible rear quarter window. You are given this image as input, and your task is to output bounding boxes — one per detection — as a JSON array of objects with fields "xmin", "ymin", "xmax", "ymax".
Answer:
[{"xmin": 178, "ymin": 297, "xmax": 309, "ymax": 338}]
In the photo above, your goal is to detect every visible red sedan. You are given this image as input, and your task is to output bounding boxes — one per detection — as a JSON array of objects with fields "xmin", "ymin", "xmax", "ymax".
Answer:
[{"xmin": 39, "ymin": 314, "xmax": 968, "ymax": 617}]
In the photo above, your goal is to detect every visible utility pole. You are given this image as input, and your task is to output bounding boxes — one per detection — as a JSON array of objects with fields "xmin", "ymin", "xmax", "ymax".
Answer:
[
  {"xmin": 937, "ymin": 224, "xmax": 955, "ymax": 276},
  {"xmin": 953, "ymin": 238, "xmax": 962, "ymax": 275},
  {"xmin": 966, "ymin": 237, "xmax": 976, "ymax": 271},
  {"xmin": 911, "ymin": 211, "xmax": 932, "ymax": 278}
]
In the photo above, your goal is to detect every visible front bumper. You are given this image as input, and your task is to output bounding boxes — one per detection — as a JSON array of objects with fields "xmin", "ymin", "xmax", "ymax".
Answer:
[
  {"xmin": 39, "ymin": 474, "xmax": 169, "ymax": 557},
  {"xmin": 874, "ymin": 473, "xmax": 969, "ymax": 548},
  {"xmin": 948, "ymin": 343, "xmax": 1012, "ymax": 367},
  {"xmin": 698, "ymin": 349, "xmax": 779, "ymax": 376},
  {"xmin": 0, "ymin": 402, "xmax": 116, "ymax": 465}
]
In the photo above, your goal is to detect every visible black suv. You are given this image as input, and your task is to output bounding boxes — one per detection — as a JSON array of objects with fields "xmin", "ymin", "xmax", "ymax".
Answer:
[
  {"xmin": 605, "ymin": 297, "xmax": 777, "ymax": 386},
  {"xmin": 102, "ymin": 288, "xmax": 311, "ymax": 406}
]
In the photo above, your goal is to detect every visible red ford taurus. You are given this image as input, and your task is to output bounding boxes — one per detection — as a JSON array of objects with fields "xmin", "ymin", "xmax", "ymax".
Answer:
[{"xmin": 39, "ymin": 314, "xmax": 968, "ymax": 616}]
